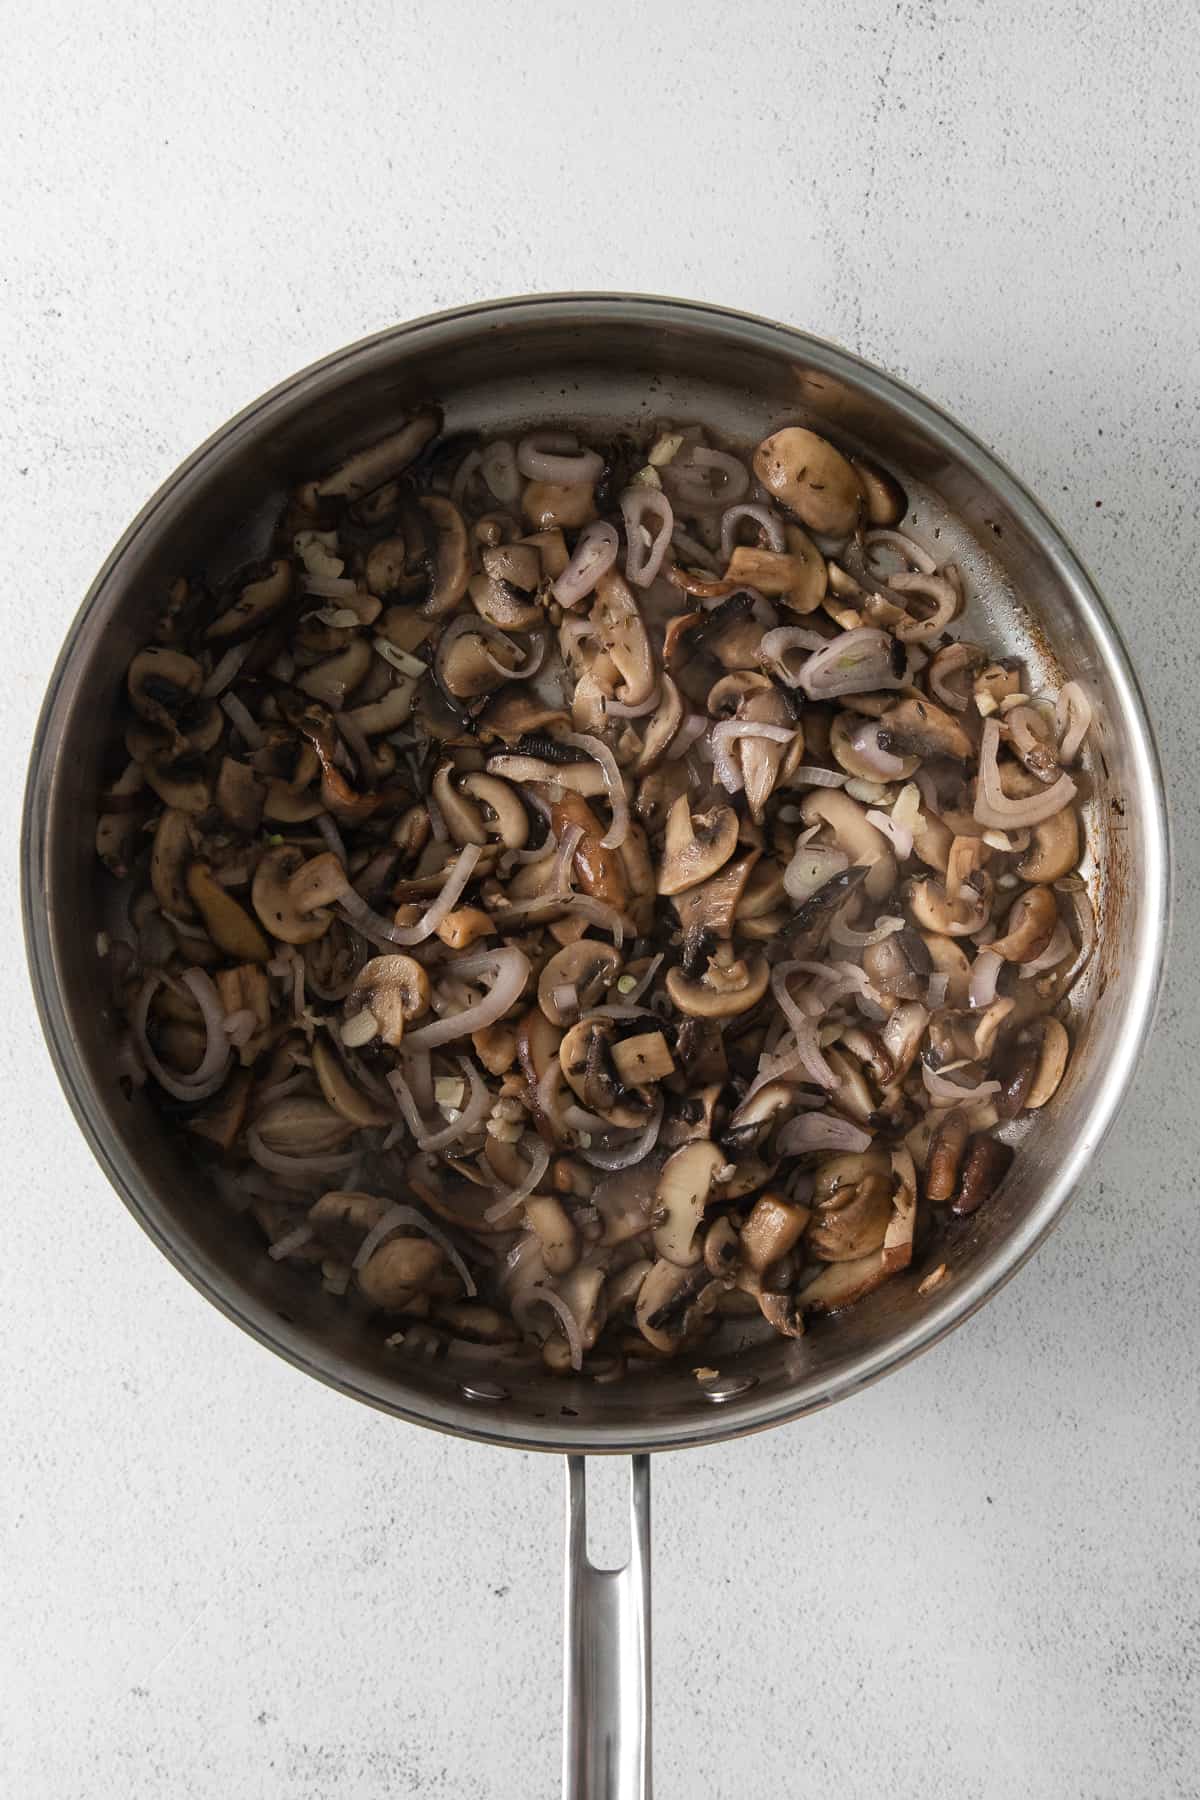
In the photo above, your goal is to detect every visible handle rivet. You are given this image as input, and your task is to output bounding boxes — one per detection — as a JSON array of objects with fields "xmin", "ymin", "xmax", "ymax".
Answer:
[
  {"xmin": 699, "ymin": 1374, "xmax": 758, "ymax": 1403},
  {"xmin": 460, "ymin": 1379, "xmax": 509, "ymax": 1403}
]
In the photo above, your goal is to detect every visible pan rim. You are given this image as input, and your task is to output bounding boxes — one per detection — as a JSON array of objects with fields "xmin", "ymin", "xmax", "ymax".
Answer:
[{"xmin": 22, "ymin": 291, "xmax": 1171, "ymax": 1453}]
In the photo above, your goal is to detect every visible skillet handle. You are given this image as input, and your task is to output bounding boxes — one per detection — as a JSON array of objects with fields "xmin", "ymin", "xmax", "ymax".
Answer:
[{"xmin": 562, "ymin": 1455, "xmax": 652, "ymax": 1800}]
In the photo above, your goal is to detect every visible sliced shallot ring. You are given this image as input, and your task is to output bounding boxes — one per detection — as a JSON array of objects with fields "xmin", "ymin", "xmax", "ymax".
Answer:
[
  {"xmin": 710, "ymin": 720, "xmax": 797, "ymax": 795},
  {"xmin": 621, "ymin": 487, "xmax": 675, "ymax": 588},
  {"xmin": 968, "ymin": 948, "xmax": 1004, "ymax": 1009},
  {"xmin": 975, "ymin": 720, "xmax": 1077, "ymax": 828},
  {"xmin": 352, "ymin": 1203, "xmax": 477, "ymax": 1297},
  {"xmin": 770, "ymin": 964, "xmax": 841, "ymax": 1088},
  {"xmin": 402, "ymin": 947, "xmax": 531, "ymax": 1051},
  {"xmin": 1056, "ymin": 681, "xmax": 1092, "ymax": 764},
  {"xmin": 776, "ymin": 1113, "xmax": 872, "ymax": 1155},
  {"xmin": 921, "ymin": 1063, "xmax": 1002, "ymax": 1106},
  {"xmin": 480, "ymin": 440, "xmax": 520, "ymax": 503},
  {"xmin": 133, "ymin": 968, "xmax": 232, "ymax": 1102},
  {"xmin": 338, "ymin": 844, "xmax": 481, "ymax": 949},
  {"xmin": 719, "ymin": 503, "xmax": 786, "ymax": 559},
  {"xmin": 563, "ymin": 732, "xmax": 630, "ymax": 848},
  {"xmin": 484, "ymin": 1139, "xmax": 552, "ymax": 1223},
  {"xmin": 516, "ymin": 432, "xmax": 603, "ymax": 486},
  {"xmin": 512, "ymin": 1284, "xmax": 584, "ymax": 1370},
  {"xmin": 581, "ymin": 1092, "xmax": 665, "ymax": 1172},
  {"xmin": 552, "ymin": 521, "xmax": 619, "ymax": 608},
  {"xmin": 798, "ymin": 627, "xmax": 906, "ymax": 699},
  {"xmin": 864, "ymin": 529, "xmax": 937, "ymax": 575}
]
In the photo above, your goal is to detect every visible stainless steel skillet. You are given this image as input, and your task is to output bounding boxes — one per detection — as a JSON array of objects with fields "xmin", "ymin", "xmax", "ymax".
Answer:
[{"xmin": 22, "ymin": 294, "xmax": 1169, "ymax": 1798}]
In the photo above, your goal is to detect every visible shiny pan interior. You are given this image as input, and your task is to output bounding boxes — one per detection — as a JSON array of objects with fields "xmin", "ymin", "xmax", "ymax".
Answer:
[{"xmin": 22, "ymin": 295, "xmax": 1169, "ymax": 1453}]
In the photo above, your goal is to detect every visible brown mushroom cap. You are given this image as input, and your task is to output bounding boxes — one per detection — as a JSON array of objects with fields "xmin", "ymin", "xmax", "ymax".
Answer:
[{"xmin": 753, "ymin": 427, "xmax": 863, "ymax": 536}]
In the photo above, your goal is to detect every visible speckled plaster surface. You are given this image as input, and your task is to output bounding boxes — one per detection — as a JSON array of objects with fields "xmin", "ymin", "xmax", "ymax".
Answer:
[{"xmin": 2, "ymin": 2, "xmax": 1198, "ymax": 1795}]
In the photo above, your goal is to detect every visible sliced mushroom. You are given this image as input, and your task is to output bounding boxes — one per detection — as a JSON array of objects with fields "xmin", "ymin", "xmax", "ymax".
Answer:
[
  {"xmin": 951, "ymin": 1134, "xmax": 1014, "ymax": 1217},
  {"xmin": 251, "ymin": 845, "xmax": 335, "ymax": 945},
  {"xmin": 357, "ymin": 1234, "xmax": 445, "ymax": 1308},
  {"xmin": 214, "ymin": 964, "xmax": 271, "ymax": 1065},
  {"xmin": 186, "ymin": 862, "xmax": 270, "ymax": 961},
  {"xmin": 652, "ymin": 1141, "xmax": 725, "ymax": 1266},
  {"xmin": 315, "ymin": 412, "xmax": 440, "ymax": 501},
  {"xmin": 850, "ymin": 457, "xmax": 906, "ymax": 527},
  {"xmin": 205, "ymin": 560, "xmax": 293, "ymax": 647},
  {"xmin": 215, "ymin": 757, "xmax": 265, "ymax": 834},
  {"xmin": 549, "ymin": 790, "xmax": 629, "ymax": 910},
  {"xmin": 634, "ymin": 1260, "xmax": 709, "ymax": 1354},
  {"xmin": 800, "ymin": 1250, "xmax": 891, "ymax": 1314},
  {"xmin": 673, "ymin": 849, "xmax": 761, "ymax": 947},
  {"xmin": 311, "ymin": 1039, "xmax": 391, "ymax": 1128},
  {"xmin": 808, "ymin": 1149, "xmax": 893, "ymax": 1262},
  {"xmin": 740, "ymin": 1193, "xmax": 810, "ymax": 1274},
  {"xmin": 522, "ymin": 480, "xmax": 597, "ymax": 531},
  {"xmin": 478, "ymin": 686, "xmax": 571, "ymax": 744},
  {"xmin": 905, "ymin": 873, "xmax": 992, "ymax": 937},
  {"xmin": 538, "ymin": 940, "xmax": 622, "ymax": 1026},
  {"xmin": 665, "ymin": 944, "xmax": 770, "ymax": 1019},
  {"xmin": 757, "ymin": 1292, "xmax": 806, "ymax": 1338},
  {"xmin": 127, "ymin": 647, "xmax": 203, "ymax": 731},
  {"xmin": 558, "ymin": 1016, "xmax": 648, "ymax": 1127},
  {"xmin": 150, "ymin": 807, "xmax": 194, "ymax": 917},
  {"xmin": 725, "ymin": 525, "xmax": 826, "ymax": 614},
  {"xmin": 878, "ymin": 696, "xmax": 974, "ymax": 763},
  {"xmin": 657, "ymin": 796, "xmax": 739, "ymax": 896},
  {"xmin": 1024, "ymin": 1017, "xmax": 1069, "ymax": 1109},
  {"xmin": 142, "ymin": 753, "xmax": 211, "ymax": 815},
  {"xmin": 296, "ymin": 637, "xmax": 372, "ymax": 710},
  {"xmin": 590, "ymin": 571, "xmax": 655, "ymax": 706},
  {"xmin": 920, "ymin": 931, "xmax": 972, "ymax": 1006},
  {"xmin": 990, "ymin": 885, "xmax": 1058, "ymax": 962},
  {"xmin": 830, "ymin": 711, "xmax": 919, "ymax": 783},
  {"xmin": 1017, "ymin": 806, "xmax": 1080, "ymax": 883},
  {"xmin": 458, "ymin": 773, "xmax": 529, "ymax": 848},
  {"xmin": 419, "ymin": 495, "xmax": 472, "ymax": 617},
  {"xmin": 753, "ymin": 427, "xmax": 863, "ymax": 536},
  {"xmin": 524, "ymin": 1195, "xmax": 580, "ymax": 1276},
  {"xmin": 630, "ymin": 675, "xmax": 685, "ymax": 775},
  {"xmin": 800, "ymin": 789, "xmax": 896, "ymax": 902},
  {"xmin": 343, "ymin": 954, "xmax": 430, "ymax": 1048}
]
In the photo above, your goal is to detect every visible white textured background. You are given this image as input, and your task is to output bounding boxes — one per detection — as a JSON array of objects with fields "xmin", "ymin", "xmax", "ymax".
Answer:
[{"xmin": 3, "ymin": 3, "xmax": 1198, "ymax": 1796}]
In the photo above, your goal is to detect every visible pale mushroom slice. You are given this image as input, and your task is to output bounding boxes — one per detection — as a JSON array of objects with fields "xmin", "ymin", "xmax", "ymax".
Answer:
[
  {"xmin": 652, "ymin": 1141, "xmax": 726, "ymax": 1267},
  {"xmin": 657, "ymin": 796, "xmax": 740, "ymax": 897},
  {"xmin": 590, "ymin": 570, "xmax": 656, "ymax": 706},
  {"xmin": 314, "ymin": 411, "xmax": 441, "ymax": 501},
  {"xmin": 752, "ymin": 427, "xmax": 864, "ymax": 536},
  {"xmin": 538, "ymin": 940, "xmax": 623, "ymax": 1026}
]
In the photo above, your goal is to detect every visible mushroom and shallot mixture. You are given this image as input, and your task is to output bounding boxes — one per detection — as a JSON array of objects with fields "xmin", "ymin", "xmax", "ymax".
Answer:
[{"xmin": 99, "ymin": 410, "xmax": 1095, "ymax": 1375}]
